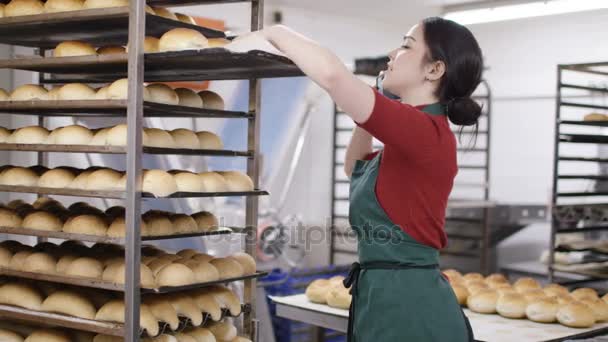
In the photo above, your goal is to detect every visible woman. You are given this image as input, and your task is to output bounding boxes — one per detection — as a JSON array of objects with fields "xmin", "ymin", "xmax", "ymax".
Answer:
[{"xmin": 257, "ymin": 17, "xmax": 482, "ymax": 341}]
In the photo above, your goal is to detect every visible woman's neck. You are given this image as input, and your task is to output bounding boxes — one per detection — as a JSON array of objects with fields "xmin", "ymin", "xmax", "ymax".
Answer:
[{"xmin": 397, "ymin": 87, "xmax": 439, "ymax": 107}]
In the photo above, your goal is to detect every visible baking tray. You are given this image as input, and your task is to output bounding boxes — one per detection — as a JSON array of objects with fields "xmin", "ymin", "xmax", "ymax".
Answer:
[
  {"xmin": 0, "ymin": 268, "xmax": 267, "ymax": 294},
  {"xmin": 0, "ymin": 7, "xmax": 224, "ymax": 49},
  {"xmin": 554, "ymin": 203, "xmax": 608, "ymax": 223},
  {"xmin": 0, "ymin": 49, "xmax": 303, "ymax": 81},
  {"xmin": 0, "ymin": 226, "xmax": 234, "ymax": 244},
  {"xmin": 560, "ymin": 133, "xmax": 608, "ymax": 144},
  {"xmin": 0, "ymin": 144, "xmax": 252, "ymax": 157},
  {"xmin": 0, "ymin": 100, "xmax": 252, "ymax": 118},
  {"xmin": 0, "ymin": 185, "xmax": 268, "ymax": 199},
  {"xmin": 560, "ymin": 120, "xmax": 608, "ymax": 127},
  {"xmin": 0, "ymin": 303, "xmax": 250, "ymax": 337}
]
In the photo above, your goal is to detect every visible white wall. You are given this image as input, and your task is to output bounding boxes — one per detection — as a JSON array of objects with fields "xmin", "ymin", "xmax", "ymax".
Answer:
[{"xmin": 467, "ymin": 9, "xmax": 608, "ymax": 266}]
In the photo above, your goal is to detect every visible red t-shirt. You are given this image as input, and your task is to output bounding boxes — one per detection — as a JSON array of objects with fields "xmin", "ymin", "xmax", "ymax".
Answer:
[{"xmin": 355, "ymin": 89, "xmax": 457, "ymax": 249}]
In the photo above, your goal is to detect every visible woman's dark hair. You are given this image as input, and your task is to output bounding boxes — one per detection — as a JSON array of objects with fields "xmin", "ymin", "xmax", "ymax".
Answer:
[{"xmin": 422, "ymin": 17, "xmax": 483, "ymax": 127}]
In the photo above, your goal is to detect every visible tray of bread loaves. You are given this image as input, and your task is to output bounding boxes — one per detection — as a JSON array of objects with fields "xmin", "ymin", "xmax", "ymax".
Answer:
[
  {"xmin": 304, "ymin": 275, "xmax": 352, "ymax": 311},
  {"xmin": 0, "ymin": 2, "xmax": 225, "ymax": 49},
  {"xmin": 0, "ymin": 278, "xmax": 248, "ymax": 337},
  {"xmin": 447, "ymin": 269, "xmax": 608, "ymax": 341},
  {"xmin": 0, "ymin": 238, "xmax": 264, "ymax": 293},
  {"xmin": 0, "ymin": 81, "xmax": 252, "ymax": 118},
  {"xmin": 0, "ymin": 197, "xmax": 236, "ymax": 243},
  {"xmin": 0, "ymin": 165, "xmax": 266, "ymax": 199}
]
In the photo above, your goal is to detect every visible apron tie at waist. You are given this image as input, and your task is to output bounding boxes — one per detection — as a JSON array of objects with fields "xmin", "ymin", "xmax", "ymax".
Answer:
[{"xmin": 343, "ymin": 261, "xmax": 439, "ymax": 342}]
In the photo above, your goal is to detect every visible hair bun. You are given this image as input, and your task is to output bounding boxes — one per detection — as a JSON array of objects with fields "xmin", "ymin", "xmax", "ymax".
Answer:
[{"xmin": 447, "ymin": 97, "xmax": 482, "ymax": 126}]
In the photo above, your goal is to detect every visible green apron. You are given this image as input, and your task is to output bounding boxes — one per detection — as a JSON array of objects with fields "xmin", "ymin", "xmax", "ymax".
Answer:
[{"xmin": 343, "ymin": 103, "xmax": 473, "ymax": 342}]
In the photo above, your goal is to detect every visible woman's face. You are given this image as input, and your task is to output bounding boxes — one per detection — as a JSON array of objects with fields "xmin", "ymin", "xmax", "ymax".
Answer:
[{"xmin": 382, "ymin": 24, "xmax": 429, "ymax": 96}]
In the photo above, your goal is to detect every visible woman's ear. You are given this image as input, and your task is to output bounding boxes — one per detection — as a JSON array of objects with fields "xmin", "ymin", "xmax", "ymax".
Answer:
[{"xmin": 425, "ymin": 60, "xmax": 446, "ymax": 81}]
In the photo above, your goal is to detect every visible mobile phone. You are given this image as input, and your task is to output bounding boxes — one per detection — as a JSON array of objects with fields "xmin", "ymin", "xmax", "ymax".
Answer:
[{"xmin": 376, "ymin": 71, "xmax": 400, "ymax": 100}]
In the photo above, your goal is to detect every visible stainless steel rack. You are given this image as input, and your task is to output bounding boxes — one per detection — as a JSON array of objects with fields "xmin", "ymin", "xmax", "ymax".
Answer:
[
  {"xmin": 549, "ymin": 61, "xmax": 608, "ymax": 283},
  {"xmin": 0, "ymin": 1, "xmax": 298, "ymax": 340}
]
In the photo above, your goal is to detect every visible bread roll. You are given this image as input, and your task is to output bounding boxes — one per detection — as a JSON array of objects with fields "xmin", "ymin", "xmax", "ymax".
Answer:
[
  {"xmin": 65, "ymin": 257, "xmax": 103, "ymax": 279},
  {"xmin": 191, "ymin": 253, "xmax": 214, "ymax": 264},
  {"xmin": 0, "ymin": 328, "xmax": 23, "ymax": 342},
  {"xmin": 53, "ymin": 41, "xmax": 95, "ymax": 57},
  {"xmin": 44, "ymin": 0, "xmax": 83, "ymax": 12},
  {"xmin": 196, "ymin": 131, "xmax": 223, "ymax": 150},
  {"xmin": 514, "ymin": 277, "xmax": 541, "ymax": 293},
  {"xmin": 147, "ymin": 258, "xmax": 173, "ymax": 276},
  {"xmin": 522, "ymin": 289, "xmax": 547, "ymax": 302},
  {"xmin": 170, "ymin": 171, "xmax": 202, "ymax": 191},
  {"xmin": 87, "ymin": 128, "xmax": 110, "ymax": 146},
  {"xmin": 217, "ymin": 171, "xmax": 254, "ymax": 192},
  {"xmin": 105, "ymin": 124, "xmax": 149, "ymax": 147},
  {"xmin": 557, "ymin": 302, "xmax": 596, "ymax": 328},
  {"xmin": 210, "ymin": 257, "xmax": 244, "ymax": 279},
  {"xmin": 467, "ymin": 289, "xmax": 498, "ymax": 314},
  {"xmin": 207, "ymin": 285, "xmax": 241, "ymax": 316},
  {"xmin": 63, "ymin": 215, "xmax": 108, "ymax": 236},
  {"xmin": 581, "ymin": 298, "xmax": 608, "ymax": 322},
  {"xmin": 5, "ymin": 0, "xmax": 44, "ymax": 17},
  {"xmin": 9, "ymin": 84, "xmax": 47, "ymax": 101},
  {"xmin": 103, "ymin": 262, "xmax": 155, "ymax": 288},
  {"xmin": 306, "ymin": 279, "xmax": 330, "ymax": 304},
  {"xmin": 22, "ymin": 211, "xmax": 62, "ymax": 231},
  {"xmin": 208, "ymin": 321, "xmax": 237, "ymax": 341},
  {"xmin": 183, "ymin": 328, "xmax": 215, "ymax": 342},
  {"xmin": 107, "ymin": 217, "xmax": 150, "ymax": 237},
  {"xmin": 153, "ymin": 6, "xmax": 177, "ymax": 20},
  {"xmin": 170, "ymin": 128, "xmax": 199, "ymax": 149},
  {"xmin": 8, "ymin": 126, "xmax": 49, "ymax": 144},
  {"xmin": 228, "ymin": 252, "xmax": 256, "ymax": 275},
  {"xmin": 584, "ymin": 113, "xmax": 608, "ymax": 121},
  {"xmin": 166, "ymin": 293, "xmax": 203, "ymax": 325},
  {"xmin": 143, "ymin": 170, "xmax": 178, "ymax": 197},
  {"xmin": 175, "ymin": 248, "xmax": 197, "ymax": 259},
  {"xmin": 107, "ymin": 78, "xmax": 152, "ymax": 101},
  {"xmin": 159, "ymin": 28, "xmax": 209, "ymax": 52},
  {"xmin": 191, "ymin": 211, "xmax": 218, "ymax": 232},
  {"xmin": 147, "ymin": 84, "xmax": 179, "ymax": 105},
  {"xmin": 143, "ymin": 128, "xmax": 176, "ymax": 148},
  {"xmin": 184, "ymin": 260, "xmax": 220, "ymax": 283},
  {"xmin": 0, "ymin": 207, "xmax": 22, "ymax": 227},
  {"xmin": 485, "ymin": 273, "xmax": 508, "ymax": 284},
  {"xmin": 199, "ymin": 91, "xmax": 224, "ymax": 110},
  {"xmin": 325, "ymin": 286, "xmax": 351, "ymax": 309},
  {"xmin": 175, "ymin": 13, "xmax": 197, "ymax": 25},
  {"xmin": 84, "ymin": 169, "xmax": 122, "ymax": 190},
  {"xmin": 188, "ymin": 290, "xmax": 222, "ymax": 321},
  {"xmin": 198, "ymin": 172, "xmax": 228, "ymax": 192},
  {"xmin": 82, "ymin": 0, "xmax": 127, "ymax": 9},
  {"xmin": 142, "ymin": 296, "xmax": 179, "ymax": 331},
  {"xmin": 9, "ymin": 251, "xmax": 31, "ymax": 270},
  {"xmin": 144, "ymin": 37, "xmax": 160, "ymax": 53},
  {"xmin": 207, "ymin": 38, "xmax": 230, "ymax": 48},
  {"xmin": 526, "ymin": 297, "xmax": 558, "ymax": 323},
  {"xmin": 495, "ymin": 293, "xmax": 527, "ymax": 319},
  {"xmin": 572, "ymin": 287, "xmax": 599, "ymax": 301},
  {"xmin": 95, "ymin": 300, "xmax": 159, "ymax": 337},
  {"xmin": 22, "ymin": 252, "xmax": 56, "ymax": 274},
  {"xmin": 54, "ymin": 125, "xmax": 93, "ymax": 145},
  {"xmin": 97, "ymin": 46, "xmax": 126, "ymax": 55},
  {"xmin": 156, "ymin": 263, "xmax": 196, "ymax": 287},
  {"xmin": 1, "ymin": 167, "xmax": 39, "ymax": 186},
  {"xmin": 0, "ymin": 127, "xmax": 11, "ymax": 142},
  {"xmin": 55, "ymin": 254, "xmax": 78, "ymax": 274},
  {"xmin": 175, "ymin": 88, "xmax": 203, "ymax": 108},
  {"xmin": 38, "ymin": 168, "xmax": 76, "ymax": 188},
  {"xmin": 24, "ymin": 329, "xmax": 70, "ymax": 342},
  {"xmin": 143, "ymin": 213, "xmax": 173, "ymax": 236},
  {"xmin": 58, "ymin": 83, "xmax": 96, "ymax": 100},
  {"xmin": 94, "ymin": 86, "xmax": 109, "ymax": 101},
  {"xmin": 41, "ymin": 290, "xmax": 96, "ymax": 319},
  {"xmin": 544, "ymin": 284, "xmax": 569, "ymax": 297},
  {"xmin": 0, "ymin": 282, "xmax": 43, "ymax": 310},
  {"xmin": 166, "ymin": 215, "xmax": 195, "ymax": 234}
]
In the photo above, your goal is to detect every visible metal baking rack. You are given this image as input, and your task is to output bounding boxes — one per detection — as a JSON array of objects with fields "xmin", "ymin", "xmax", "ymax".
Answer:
[
  {"xmin": 0, "ymin": 226, "xmax": 234, "ymax": 244},
  {"xmin": 0, "ymin": 7, "xmax": 225, "ymax": 48},
  {"xmin": 0, "ymin": 50, "xmax": 303, "ymax": 82},
  {"xmin": 0, "ymin": 144, "xmax": 252, "ymax": 157},
  {"xmin": 549, "ymin": 61, "xmax": 608, "ymax": 283},
  {"xmin": 0, "ymin": 0, "xmax": 286, "ymax": 340},
  {"xmin": 0, "ymin": 268, "xmax": 268, "ymax": 294},
  {"xmin": 0, "ymin": 100, "xmax": 253, "ymax": 118}
]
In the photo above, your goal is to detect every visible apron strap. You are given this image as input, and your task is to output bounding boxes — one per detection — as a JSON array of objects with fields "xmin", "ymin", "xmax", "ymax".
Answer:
[{"xmin": 343, "ymin": 261, "xmax": 439, "ymax": 342}]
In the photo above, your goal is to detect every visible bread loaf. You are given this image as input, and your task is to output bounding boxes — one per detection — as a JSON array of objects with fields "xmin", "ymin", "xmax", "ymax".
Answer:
[
  {"xmin": 63, "ymin": 215, "xmax": 108, "ymax": 236},
  {"xmin": 1, "ymin": 167, "xmax": 39, "ymax": 186},
  {"xmin": 172, "ymin": 171, "xmax": 205, "ymax": 192},
  {"xmin": 183, "ymin": 260, "xmax": 220, "ymax": 283},
  {"xmin": 88, "ymin": 128, "xmax": 111, "ymax": 146},
  {"xmin": 526, "ymin": 298, "xmax": 559, "ymax": 323},
  {"xmin": 22, "ymin": 252, "xmax": 56, "ymax": 274},
  {"xmin": 83, "ymin": 0, "xmax": 127, "ymax": 9},
  {"xmin": 107, "ymin": 78, "xmax": 152, "ymax": 101},
  {"xmin": 22, "ymin": 211, "xmax": 63, "ymax": 231},
  {"xmin": 199, "ymin": 91, "xmax": 224, "ymax": 110},
  {"xmin": 207, "ymin": 286, "xmax": 241, "ymax": 316},
  {"xmin": 159, "ymin": 28, "xmax": 208, "ymax": 52},
  {"xmin": 102, "ymin": 262, "xmax": 155, "ymax": 288},
  {"xmin": 24, "ymin": 329, "xmax": 70, "ymax": 342},
  {"xmin": 165, "ymin": 293, "xmax": 203, "ymax": 325},
  {"xmin": 10, "ymin": 85, "xmax": 48, "ymax": 101},
  {"xmin": 53, "ymin": 41, "xmax": 95, "ymax": 57},
  {"xmin": 54, "ymin": 125, "xmax": 93, "ymax": 145},
  {"xmin": 170, "ymin": 129, "xmax": 199, "ymax": 149},
  {"xmin": 143, "ymin": 170, "xmax": 178, "ymax": 197},
  {"xmin": 217, "ymin": 171, "xmax": 254, "ymax": 192},
  {"xmin": 38, "ymin": 168, "xmax": 77, "ymax": 188},
  {"xmin": 0, "ymin": 282, "xmax": 43, "ymax": 310},
  {"xmin": 189, "ymin": 290, "xmax": 222, "ymax": 321},
  {"xmin": 170, "ymin": 214, "xmax": 198, "ymax": 233},
  {"xmin": 514, "ymin": 277, "xmax": 541, "ymax": 293},
  {"xmin": 5, "ymin": 0, "xmax": 44, "ymax": 17},
  {"xmin": 572, "ymin": 287, "xmax": 599, "ymax": 301},
  {"xmin": 44, "ymin": 0, "xmax": 84, "ymax": 13},
  {"xmin": 196, "ymin": 131, "xmax": 223, "ymax": 150},
  {"xmin": 156, "ymin": 263, "xmax": 196, "ymax": 287},
  {"xmin": 97, "ymin": 46, "xmax": 126, "ymax": 55},
  {"xmin": 41, "ymin": 290, "xmax": 96, "ymax": 319},
  {"xmin": 557, "ymin": 302, "xmax": 596, "ymax": 328},
  {"xmin": 85, "ymin": 169, "xmax": 122, "ymax": 190},
  {"xmin": 198, "ymin": 172, "xmax": 228, "ymax": 192},
  {"xmin": 95, "ymin": 300, "xmax": 159, "ymax": 337},
  {"xmin": 107, "ymin": 217, "xmax": 151, "ymax": 237},
  {"xmin": 175, "ymin": 88, "xmax": 203, "ymax": 108},
  {"xmin": 147, "ymin": 84, "xmax": 179, "ymax": 105},
  {"xmin": 144, "ymin": 37, "xmax": 160, "ymax": 53},
  {"xmin": 467, "ymin": 289, "xmax": 498, "ymax": 314},
  {"xmin": 228, "ymin": 252, "xmax": 256, "ymax": 274},
  {"xmin": 496, "ymin": 293, "xmax": 526, "ymax": 319},
  {"xmin": 143, "ymin": 128, "xmax": 176, "ymax": 148},
  {"xmin": 65, "ymin": 257, "xmax": 103, "ymax": 279},
  {"xmin": 0, "ymin": 207, "xmax": 22, "ymax": 228},
  {"xmin": 325, "ymin": 286, "xmax": 351, "ymax": 309},
  {"xmin": 210, "ymin": 257, "xmax": 244, "ymax": 279},
  {"xmin": 580, "ymin": 298, "xmax": 608, "ymax": 322},
  {"xmin": 306, "ymin": 279, "xmax": 330, "ymax": 304},
  {"xmin": 58, "ymin": 83, "xmax": 96, "ymax": 100},
  {"xmin": 142, "ymin": 296, "xmax": 179, "ymax": 331},
  {"xmin": 191, "ymin": 211, "xmax": 218, "ymax": 232},
  {"xmin": 8, "ymin": 126, "xmax": 49, "ymax": 144}
]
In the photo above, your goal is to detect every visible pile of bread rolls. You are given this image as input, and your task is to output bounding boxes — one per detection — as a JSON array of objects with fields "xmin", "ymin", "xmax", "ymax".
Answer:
[
  {"xmin": 0, "ymin": 165, "xmax": 254, "ymax": 196},
  {"xmin": 0, "ymin": 0, "xmax": 198, "ymax": 24},
  {"xmin": 0, "ymin": 276, "xmax": 242, "ymax": 337},
  {"xmin": 446, "ymin": 269, "xmax": 608, "ymax": 329},
  {"xmin": 0, "ymin": 197, "xmax": 220, "ymax": 237},
  {"xmin": 0, "ymin": 80, "xmax": 226, "ymax": 111},
  {"xmin": 0, "ymin": 239, "xmax": 257, "ymax": 287},
  {"xmin": 305, "ymin": 275, "xmax": 351, "ymax": 310},
  {"xmin": 0, "ymin": 124, "xmax": 223, "ymax": 150}
]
